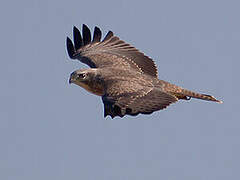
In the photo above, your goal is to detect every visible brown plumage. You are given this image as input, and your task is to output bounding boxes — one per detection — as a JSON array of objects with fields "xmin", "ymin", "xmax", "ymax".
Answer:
[{"xmin": 67, "ymin": 24, "xmax": 223, "ymax": 118}]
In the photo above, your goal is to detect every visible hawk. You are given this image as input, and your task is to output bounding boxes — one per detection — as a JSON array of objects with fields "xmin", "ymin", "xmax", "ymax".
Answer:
[{"xmin": 67, "ymin": 24, "xmax": 222, "ymax": 118}]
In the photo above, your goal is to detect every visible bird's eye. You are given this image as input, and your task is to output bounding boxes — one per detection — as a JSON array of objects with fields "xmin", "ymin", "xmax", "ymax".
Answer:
[{"xmin": 78, "ymin": 73, "xmax": 86, "ymax": 79}]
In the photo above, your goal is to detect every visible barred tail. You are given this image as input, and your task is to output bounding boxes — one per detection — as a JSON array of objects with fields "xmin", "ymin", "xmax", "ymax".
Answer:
[
  {"xmin": 177, "ymin": 89, "xmax": 223, "ymax": 103},
  {"xmin": 157, "ymin": 80, "xmax": 223, "ymax": 103}
]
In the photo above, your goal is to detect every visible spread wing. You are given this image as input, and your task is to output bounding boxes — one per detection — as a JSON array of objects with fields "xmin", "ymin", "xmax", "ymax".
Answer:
[
  {"xmin": 102, "ymin": 80, "xmax": 178, "ymax": 118},
  {"xmin": 66, "ymin": 24, "xmax": 158, "ymax": 77}
]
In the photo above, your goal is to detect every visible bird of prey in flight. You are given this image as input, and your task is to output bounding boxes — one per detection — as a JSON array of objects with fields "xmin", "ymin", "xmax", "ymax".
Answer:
[{"xmin": 67, "ymin": 24, "xmax": 222, "ymax": 118}]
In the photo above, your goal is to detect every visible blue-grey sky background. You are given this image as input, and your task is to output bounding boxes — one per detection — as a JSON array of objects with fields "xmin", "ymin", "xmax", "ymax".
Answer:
[{"xmin": 1, "ymin": 0, "xmax": 239, "ymax": 179}]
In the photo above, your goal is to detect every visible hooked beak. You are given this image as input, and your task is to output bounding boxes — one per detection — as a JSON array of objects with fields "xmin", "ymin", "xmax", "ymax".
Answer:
[
  {"xmin": 69, "ymin": 71, "xmax": 77, "ymax": 84},
  {"xmin": 69, "ymin": 77, "xmax": 72, "ymax": 84}
]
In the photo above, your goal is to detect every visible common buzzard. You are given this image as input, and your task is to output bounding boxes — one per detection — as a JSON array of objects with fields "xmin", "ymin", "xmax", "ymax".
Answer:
[{"xmin": 67, "ymin": 24, "xmax": 222, "ymax": 118}]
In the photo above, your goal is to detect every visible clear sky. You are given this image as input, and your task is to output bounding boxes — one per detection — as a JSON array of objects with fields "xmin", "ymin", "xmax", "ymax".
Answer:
[{"xmin": 1, "ymin": 0, "xmax": 239, "ymax": 179}]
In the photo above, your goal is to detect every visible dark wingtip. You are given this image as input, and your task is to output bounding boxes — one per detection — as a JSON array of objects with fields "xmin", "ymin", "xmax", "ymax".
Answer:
[
  {"xmin": 82, "ymin": 24, "xmax": 91, "ymax": 45},
  {"xmin": 103, "ymin": 31, "xmax": 113, "ymax": 42},
  {"xmin": 73, "ymin": 26, "xmax": 82, "ymax": 49},
  {"xmin": 82, "ymin": 24, "xmax": 88, "ymax": 28},
  {"xmin": 92, "ymin": 26, "xmax": 102, "ymax": 43},
  {"xmin": 66, "ymin": 37, "xmax": 75, "ymax": 59}
]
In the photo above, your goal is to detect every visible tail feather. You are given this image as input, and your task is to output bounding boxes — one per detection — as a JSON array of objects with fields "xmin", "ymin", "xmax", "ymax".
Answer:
[
  {"xmin": 157, "ymin": 80, "xmax": 223, "ymax": 103},
  {"xmin": 179, "ymin": 89, "xmax": 223, "ymax": 103}
]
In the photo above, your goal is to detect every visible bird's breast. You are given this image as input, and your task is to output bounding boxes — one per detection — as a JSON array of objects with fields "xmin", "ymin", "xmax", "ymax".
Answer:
[{"xmin": 75, "ymin": 81, "xmax": 104, "ymax": 96}]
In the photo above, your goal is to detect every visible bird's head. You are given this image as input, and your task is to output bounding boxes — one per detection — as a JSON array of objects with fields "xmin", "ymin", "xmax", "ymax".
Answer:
[
  {"xmin": 69, "ymin": 68, "xmax": 104, "ymax": 96},
  {"xmin": 69, "ymin": 68, "xmax": 98, "ymax": 85}
]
